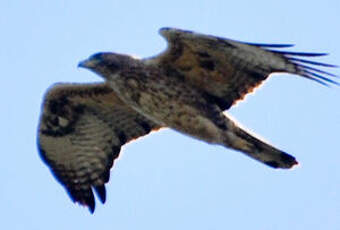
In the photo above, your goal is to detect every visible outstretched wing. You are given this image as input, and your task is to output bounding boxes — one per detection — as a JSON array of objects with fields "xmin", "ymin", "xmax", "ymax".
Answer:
[
  {"xmin": 147, "ymin": 27, "xmax": 338, "ymax": 110},
  {"xmin": 38, "ymin": 83, "xmax": 161, "ymax": 213}
]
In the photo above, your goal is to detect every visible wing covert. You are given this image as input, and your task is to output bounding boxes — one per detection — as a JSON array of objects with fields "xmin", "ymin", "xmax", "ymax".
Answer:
[{"xmin": 147, "ymin": 27, "xmax": 338, "ymax": 110}]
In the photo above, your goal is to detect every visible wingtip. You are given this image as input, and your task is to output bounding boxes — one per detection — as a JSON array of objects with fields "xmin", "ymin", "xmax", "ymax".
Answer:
[
  {"xmin": 85, "ymin": 198, "xmax": 95, "ymax": 214},
  {"xmin": 273, "ymin": 51, "xmax": 330, "ymax": 57},
  {"xmin": 76, "ymin": 192, "xmax": 96, "ymax": 214},
  {"xmin": 89, "ymin": 206, "xmax": 95, "ymax": 214},
  {"xmin": 77, "ymin": 200, "xmax": 95, "ymax": 214},
  {"xmin": 94, "ymin": 185, "xmax": 106, "ymax": 204},
  {"xmin": 247, "ymin": 42, "xmax": 295, "ymax": 48},
  {"xmin": 300, "ymin": 71, "xmax": 340, "ymax": 87},
  {"xmin": 280, "ymin": 50, "xmax": 339, "ymax": 86}
]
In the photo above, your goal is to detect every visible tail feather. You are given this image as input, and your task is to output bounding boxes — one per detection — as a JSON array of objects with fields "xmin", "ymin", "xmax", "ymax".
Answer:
[{"xmin": 224, "ymin": 127, "xmax": 298, "ymax": 169}]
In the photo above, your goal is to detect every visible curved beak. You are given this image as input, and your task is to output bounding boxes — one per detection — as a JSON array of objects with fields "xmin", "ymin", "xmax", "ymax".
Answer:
[
  {"xmin": 78, "ymin": 58, "xmax": 99, "ymax": 69},
  {"xmin": 78, "ymin": 59, "xmax": 90, "ymax": 68}
]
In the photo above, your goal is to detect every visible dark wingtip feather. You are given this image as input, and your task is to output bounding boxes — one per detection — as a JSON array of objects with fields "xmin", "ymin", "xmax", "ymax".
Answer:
[
  {"xmin": 290, "ymin": 57, "xmax": 338, "ymax": 68},
  {"xmin": 74, "ymin": 190, "xmax": 96, "ymax": 214},
  {"xmin": 271, "ymin": 47, "xmax": 340, "ymax": 86},
  {"xmin": 86, "ymin": 194, "xmax": 95, "ymax": 214},
  {"xmin": 303, "ymin": 70, "xmax": 340, "ymax": 86},
  {"xmin": 245, "ymin": 42, "xmax": 295, "ymax": 48},
  {"xmin": 272, "ymin": 50, "xmax": 329, "ymax": 57},
  {"xmin": 293, "ymin": 63, "xmax": 338, "ymax": 78},
  {"xmin": 301, "ymin": 74, "xmax": 331, "ymax": 87},
  {"xmin": 289, "ymin": 57, "xmax": 339, "ymax": 86},
  {"xmin": 94, "ymin": 185, "xmax": 106, "ymax": 204},
  {"xmin": 88, "ymin": 204, "xmax": 95, "ymax": 214}
]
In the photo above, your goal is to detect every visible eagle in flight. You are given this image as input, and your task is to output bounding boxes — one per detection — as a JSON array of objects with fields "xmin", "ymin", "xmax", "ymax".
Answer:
[{"xmin": 38, "ymin": 28, "xmax": 338, "ymax": 213}]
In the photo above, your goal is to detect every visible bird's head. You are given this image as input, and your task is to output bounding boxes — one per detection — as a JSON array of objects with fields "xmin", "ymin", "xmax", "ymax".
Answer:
[{"xmin": 78, "ymin": 52, "xmax": 135, "ymax": 79}]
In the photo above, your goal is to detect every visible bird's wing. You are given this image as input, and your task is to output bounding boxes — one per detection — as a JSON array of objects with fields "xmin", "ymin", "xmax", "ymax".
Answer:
[
  {"xmin": 147, "ymin": 27, "xmax": 338, "ymax": 110},
  {"xmin": 38, "ymin": 83, "xmax": 161, "ymax": 213}
]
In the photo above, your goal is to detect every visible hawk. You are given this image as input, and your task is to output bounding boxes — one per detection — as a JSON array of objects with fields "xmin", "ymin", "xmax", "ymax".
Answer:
[{"xmin": 38, "ymin": 28, "xmax": 338, "ymax": 213}]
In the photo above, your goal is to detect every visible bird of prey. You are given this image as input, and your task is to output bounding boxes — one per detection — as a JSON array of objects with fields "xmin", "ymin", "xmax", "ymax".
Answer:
[{"xmin": 38, "ymin": 28, "xmax": 338, "ymax": 213}]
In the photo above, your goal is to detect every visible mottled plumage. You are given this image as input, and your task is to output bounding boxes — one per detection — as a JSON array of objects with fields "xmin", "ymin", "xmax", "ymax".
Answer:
[
  {"xmin": 38, "ymin": 83, "xmax": 161, "ymax": 212},
  {"xmin": 38, "ymin": 28, "xmax": 337, "ymax": 213}
]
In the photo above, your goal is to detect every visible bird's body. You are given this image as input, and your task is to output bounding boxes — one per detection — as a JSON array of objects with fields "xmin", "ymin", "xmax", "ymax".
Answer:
[
  {"xmin": 96, "ymin": 54, "xmax": 297, "ymax": 168},
  {"xmin": 104, "ymin": 58, "xmax": 224, "ymax": 142},
  {"xmin": 38, "ymin": 28, "xmax": 337, "ymax": 212}
]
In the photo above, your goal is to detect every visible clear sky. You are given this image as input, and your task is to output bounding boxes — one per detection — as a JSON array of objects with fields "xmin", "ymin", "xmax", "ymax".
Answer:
[{"xmin": 1, "ymin": 1, "xmax": 339, "ymax": 229}]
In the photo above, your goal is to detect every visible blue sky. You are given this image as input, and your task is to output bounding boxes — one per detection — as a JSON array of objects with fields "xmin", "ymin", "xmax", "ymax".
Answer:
[{"xmin": 1, "ymin": 1, "xmax": 339, "ymax": 229}]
